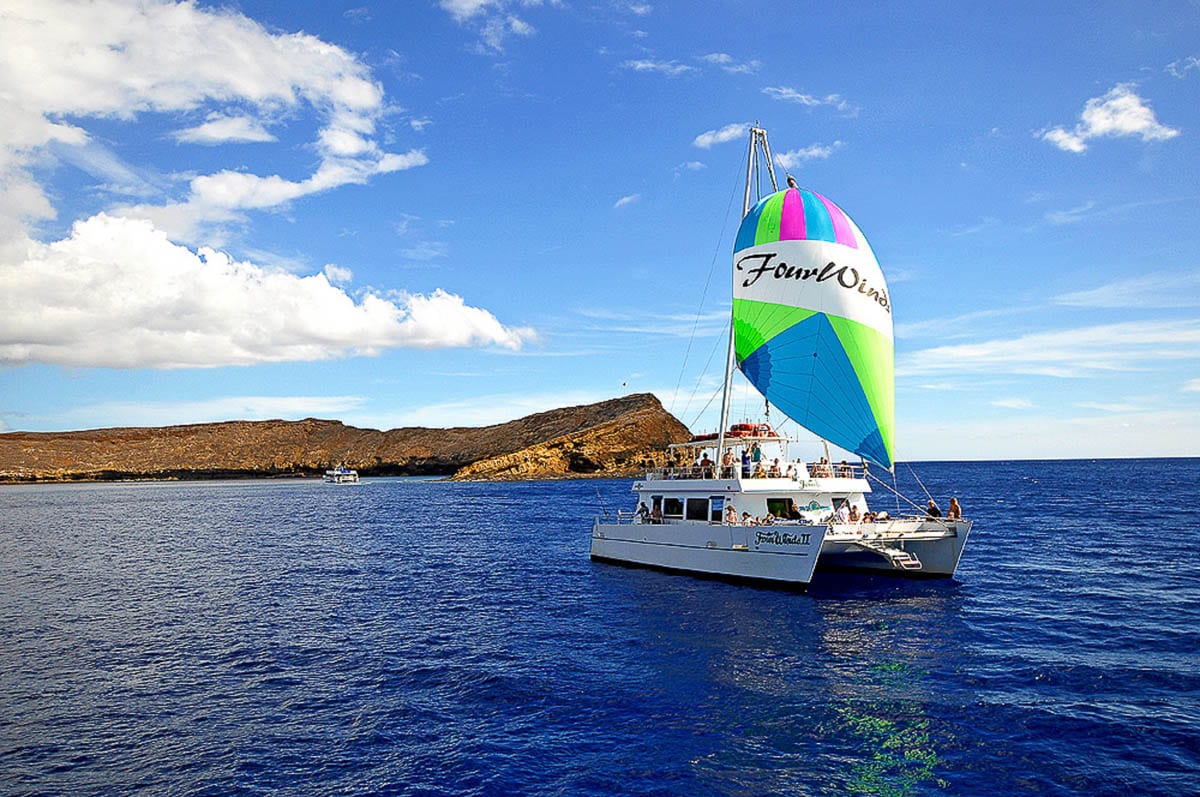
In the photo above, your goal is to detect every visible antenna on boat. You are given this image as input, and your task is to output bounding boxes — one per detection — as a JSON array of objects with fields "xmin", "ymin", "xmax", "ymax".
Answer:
[{"xmin": 594, "ymin": 485, "xmax": 611, "ymax": 520}]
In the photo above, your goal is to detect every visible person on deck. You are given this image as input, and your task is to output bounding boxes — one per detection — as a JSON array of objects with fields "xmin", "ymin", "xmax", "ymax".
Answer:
[
  {"xmin": 787, "ymin": 500, "xmax": 803, "ymax": 520},
  {"xmin": 725, "ymin": 505, "xmax": 739, "ymax": 525},
  {"xmin": 947, "ymin": 497, "xmax": 962, "ymax": 520},
  {"xmin": 768, "ymin": 459, "xmax": 782, "ymax": 478},
  {"xmin": 651, "ymin": 505, "xmax": 663, "ymax": 524},
  {"xmin": 926, "ymin": 500, "xmax": 942, "ymax": 518},
  {"xmin": 740, "ymin": 450, "xmax": 751, "ymax": 478},
  {"xmin": 835, "ymin": 502, "xmax": 850, "ymax": 523},
  {"xmin": 636, "ymin": 502, "xmax": 650, "ymax": 523},
  {"xmin": 721, "ymin": 448, "xmax": 735, "ymax": 478},
  {"xmin": 848, "ymin": 505, "xmax": 861, "ymax": 523}
]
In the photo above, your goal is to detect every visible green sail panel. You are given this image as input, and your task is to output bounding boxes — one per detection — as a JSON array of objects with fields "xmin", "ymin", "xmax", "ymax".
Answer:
[
  {"xmin": 735, "ymin": 300, "xmax": 894, "ymax": 467},
  {"xmin": 828, "ymin": 314, "xmax": 895, "ymax": 465}
]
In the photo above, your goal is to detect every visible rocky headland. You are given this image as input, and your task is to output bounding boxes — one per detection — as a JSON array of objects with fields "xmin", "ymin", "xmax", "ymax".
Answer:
[{"xmin": 0, "ymin": 393, "xmax": 691, "ymax": 483}]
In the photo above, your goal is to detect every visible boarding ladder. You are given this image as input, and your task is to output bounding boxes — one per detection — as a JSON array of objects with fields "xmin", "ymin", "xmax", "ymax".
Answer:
[{"xmin": 858, "ymin": 539, "xmax": 923, "ymax": 571}]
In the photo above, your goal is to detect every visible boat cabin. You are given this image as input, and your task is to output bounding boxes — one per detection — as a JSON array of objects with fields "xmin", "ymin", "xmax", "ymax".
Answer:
[{"xmin": 630, "ymin": 426, "xmax": 873, "ymax": 527}]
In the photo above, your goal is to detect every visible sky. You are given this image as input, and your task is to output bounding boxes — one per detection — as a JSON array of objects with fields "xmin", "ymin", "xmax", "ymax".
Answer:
[{"xmin": 1, "ymin": 0, "xmax": 1198, "ymax": 462}]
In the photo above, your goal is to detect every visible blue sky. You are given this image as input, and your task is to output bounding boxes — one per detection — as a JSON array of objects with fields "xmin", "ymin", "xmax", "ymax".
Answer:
[{"xmin": 1, "ymin": 0, "xmax": 1197, "ymax": 461}]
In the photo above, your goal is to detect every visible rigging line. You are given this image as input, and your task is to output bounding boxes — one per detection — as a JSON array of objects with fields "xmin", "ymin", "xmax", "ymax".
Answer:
[
  {"xmin": 686, "ymin": 384, "xmax": 720, "ymax": 432},
  {"xmin": 865, "ymin": 469, "xmax": 928, "ymax": 516},
  {"xmin": 907, "ymin": 462, "xmax": 935, "ymax": 504},
  {"xmin": 684, "ymin": 318, "xmax": 729, "ymax": 426},
  {"xmin": 668, "ymin": 147, "xmax": 745, "ymax": 419}
]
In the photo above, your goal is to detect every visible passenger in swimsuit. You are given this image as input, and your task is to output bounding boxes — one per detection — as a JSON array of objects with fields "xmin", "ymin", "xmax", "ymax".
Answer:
[{"xmin": 947, "ymin": 497, "xmax": 962, "ymax": 520}]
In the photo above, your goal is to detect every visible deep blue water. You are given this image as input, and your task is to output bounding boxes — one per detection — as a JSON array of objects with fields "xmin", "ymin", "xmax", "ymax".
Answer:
[{"xmin": 1, "ymin": 459, "xmax": 1198, "ymax": 796}]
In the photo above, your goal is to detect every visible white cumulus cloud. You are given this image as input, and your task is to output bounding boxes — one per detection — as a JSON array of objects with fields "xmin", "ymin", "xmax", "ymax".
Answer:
[
  {"xmin": 774, "ymin": 142, "xmax": 844, "ymax": 170},
  {"xmin": 174, "ymin": 115, "xmax": 277, "ymax": 145},
  {"xmin": 701, "ymin": 53, "xmax": 761, "ymax": 74},
  {"xmin": 0, "ymin": 0, "xmax": 428, "ymax": 242},
  {"xmin": 693, "ymin": 123, "xmax": 749, "ymax": 149},
  {"xmin": 439, "ymin": 0, "xmax": 548, "ymax": 52},
  {"xmin": 762, "ymin": 86, "xmax": 854, "ymax": 113},
  {"xmin": 622, "ymin": 59, "xmax": 695, "ymax": 77},
  {"xmin": 1040, "ymin": 83, "xmax": 1180, "ymax": 153},
  {"xmin": 0, "ymin": 214, "xmax": 534, "ymax": 369},
  {"xmin": 0, "ymin": 1, "xmax": 530, "ymax": 369}
]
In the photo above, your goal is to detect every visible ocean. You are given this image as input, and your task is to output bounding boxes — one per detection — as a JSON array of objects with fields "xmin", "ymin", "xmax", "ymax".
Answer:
[{"xmin": 1, "ymin": 459, "xmax": 1198, "ymax": 796}]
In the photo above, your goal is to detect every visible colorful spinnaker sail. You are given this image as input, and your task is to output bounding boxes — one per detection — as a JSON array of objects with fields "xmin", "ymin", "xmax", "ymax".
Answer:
[{"xmin": 733, "ymin": 186, "xmax": 895, "ymax": 468}]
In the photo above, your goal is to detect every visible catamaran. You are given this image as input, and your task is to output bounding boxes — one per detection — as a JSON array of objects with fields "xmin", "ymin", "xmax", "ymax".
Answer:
[{"xmin": 590, "ymin": 126, "xmax": 971, "ymax": 587}]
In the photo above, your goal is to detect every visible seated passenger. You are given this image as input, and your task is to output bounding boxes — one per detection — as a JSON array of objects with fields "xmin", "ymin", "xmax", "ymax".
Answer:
[
  {"xmin": 768, "ymin": 459, "xmax": 782, "ymax": 478},
  {"xmin": 848, "ymin": 505, "xmax": 860, "ymax": 523},
  {"xmin": 787, "ymin": 500, "xmax": 802, "ymax": 520},
  {"xmin": 926, "ymin": 500, "xmax": 941, "ymax": 518},
  {"xmin": 753, "ymin": 463, "xmax": 767, "ymax": 478},
  {"xmin": 741, "ymin": 512, "xmax": 756, "ymax": 526},
  {"xmin": 947, "ymin": 497, "xmax": 962, "ymax": 520},
  {"xmin": 784, "ymin": 463, "xmax": 798, "ymax": 480},
  {"xmin": 837, "ymin": 460, "xmax": 852, "ymax": 477}
]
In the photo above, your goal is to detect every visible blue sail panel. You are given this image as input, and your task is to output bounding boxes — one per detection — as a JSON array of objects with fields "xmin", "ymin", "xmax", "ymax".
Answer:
[{"xmin": 738, "ymin": 313, "xmax": 892, "ymax": 467}]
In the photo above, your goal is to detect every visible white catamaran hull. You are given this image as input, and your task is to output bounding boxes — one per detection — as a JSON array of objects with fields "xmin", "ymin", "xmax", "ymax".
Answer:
[
  {"xmin": 590, "ymin": 469, "xmax": 972, "ymax": 585},
  {"xmin": 820, "ymin": 520, "xmax": 972, "ymax": 576},
  {"xmin": 591, "ymin": 518, "xmax": 826, "ymax": 586}
]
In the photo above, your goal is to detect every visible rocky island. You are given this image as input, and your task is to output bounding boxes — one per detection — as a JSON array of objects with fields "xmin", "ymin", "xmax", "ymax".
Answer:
[{"xmin": 0, "ymin": 393, "xmax": 691, "ymax": 483}]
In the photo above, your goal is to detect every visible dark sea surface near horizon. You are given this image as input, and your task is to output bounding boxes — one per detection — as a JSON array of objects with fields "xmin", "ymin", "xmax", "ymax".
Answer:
[{"xmin": 1, "ymin": 459, "xmax": 1198, "ymax": 796}]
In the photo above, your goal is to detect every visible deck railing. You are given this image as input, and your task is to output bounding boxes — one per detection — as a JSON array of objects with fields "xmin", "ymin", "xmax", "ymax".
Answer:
[{"xmin": 643, "ymin": 463, "xmax": 864, "ymax": 481}]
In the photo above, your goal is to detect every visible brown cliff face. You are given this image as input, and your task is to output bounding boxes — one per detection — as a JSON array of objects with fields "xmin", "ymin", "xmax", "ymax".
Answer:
[{"xmin": 0, "ymin": 393, "xmax": 690, "ymax": 482}]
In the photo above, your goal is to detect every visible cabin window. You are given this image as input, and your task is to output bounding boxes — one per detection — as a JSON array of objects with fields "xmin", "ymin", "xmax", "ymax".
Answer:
[
  {"xmin": 662, "ymin": 497, "xmax": 684, "ymax": 518},
  {"xmin": 766, "ymin": 498, "xmax": 790, "ymax": 519},
  {"xmin": 685, "ymin": 498, "xmax": 709, "ymax": 521},
  {"xmin": 709, "ymin": 496, "xmax": 724, "ymax": 522}
]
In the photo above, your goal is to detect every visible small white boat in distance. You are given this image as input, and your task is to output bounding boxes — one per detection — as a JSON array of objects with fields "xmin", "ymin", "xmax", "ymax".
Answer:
[
  {"xmin": 323, "ymin": 466, "xmax": 359, "ymax": 484},
  {"xmin": 591, "ymin": 126, "xmax": 972, "ymax": 588}
]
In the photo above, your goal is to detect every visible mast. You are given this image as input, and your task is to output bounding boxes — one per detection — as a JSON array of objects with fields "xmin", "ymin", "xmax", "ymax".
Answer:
[{"xmin": 717, "ymin": 125, "xmax": 778, "ymax": 467}]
